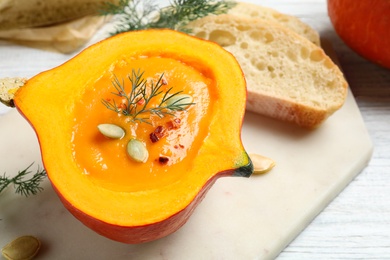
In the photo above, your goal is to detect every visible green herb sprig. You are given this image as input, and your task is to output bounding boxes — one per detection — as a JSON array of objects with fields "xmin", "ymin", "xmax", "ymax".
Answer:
[
  {"xmin": 101, "ymin": 0, "xmax": 236, "ymax": 35},
  {"xmin": 0, "ymin": 163, "xmax": 47, "ymax": 197},
  {"xmin": 101, "ymin": 69, "xmax": 194, "ymax": 124}
]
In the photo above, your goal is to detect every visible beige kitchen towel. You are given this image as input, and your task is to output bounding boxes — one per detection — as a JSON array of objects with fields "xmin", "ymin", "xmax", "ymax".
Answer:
[{"xmin": 0, "ymin": 15, "xmax": 109, "ymax": 53}]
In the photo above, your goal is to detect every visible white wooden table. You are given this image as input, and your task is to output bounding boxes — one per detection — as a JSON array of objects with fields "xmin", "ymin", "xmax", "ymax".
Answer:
[{"xmin": 1, "ymin": 0, "xmax": 389, "ymax": 259}]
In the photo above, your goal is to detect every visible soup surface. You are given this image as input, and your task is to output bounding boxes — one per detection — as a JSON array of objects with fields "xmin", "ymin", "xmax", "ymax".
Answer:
[{"xmin": 71, "ymin": 56, "xmax": 213, "ymax": 192}]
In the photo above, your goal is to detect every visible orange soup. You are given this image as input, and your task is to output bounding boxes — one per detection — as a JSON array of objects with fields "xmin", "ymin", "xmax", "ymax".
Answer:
[{"xmin": 71, "ymin": 55, "xmax": 214, "ymax": 192}]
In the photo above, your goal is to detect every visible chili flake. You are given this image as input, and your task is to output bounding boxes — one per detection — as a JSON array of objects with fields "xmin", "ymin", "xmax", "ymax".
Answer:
[
  {"xmin": 166, "ymin": 118, "xmax": 181, "ymax": 130},
  {"xmin": 158, "ymin": 156, "xmax": 169, "ymax": 164},
  {"xmin": 150, "ymin": 125, "xmax": 166, "ymax": 143}
]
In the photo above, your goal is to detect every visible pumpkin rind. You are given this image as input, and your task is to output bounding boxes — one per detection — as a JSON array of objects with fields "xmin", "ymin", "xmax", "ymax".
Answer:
[
  {"xmin": 328, "ymin": 0, "xmax": 390, "ymax": 69},
  {"xmin": 14, "ymin": 29, "xmax": 252, "ymax": 243}
]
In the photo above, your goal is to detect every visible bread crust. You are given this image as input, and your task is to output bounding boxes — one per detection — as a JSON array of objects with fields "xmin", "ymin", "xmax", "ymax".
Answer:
[
  {"xmin": 246, "ymin": 90, "xmax": 329, "ymax": 129},
  {"xmin": 229, "ymin": 2, "xmax": 321, "ymax": 46}
]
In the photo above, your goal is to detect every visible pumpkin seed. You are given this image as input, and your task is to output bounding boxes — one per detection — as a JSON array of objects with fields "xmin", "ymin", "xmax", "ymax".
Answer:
[
  {"xmin": 249, "ymin": 153, "xmax": 275, "ymax": 174},
  {"xmin": 165, "ymin": 94, "xmax": 193, "ymax": 109},
  {"xmin": 1, "ymin": 235, "xmax": 41, "ymax": 260},
  {"xmin": 127, "ymin": 138, "xmax": 149, "ymax": 163},
  {"xmin": 97, "ymin": 124, "xmax": 125, "ymax": 139},
  {"xmin": 0, "ymin": 77, "xmax": 26, "ymax": 107}
]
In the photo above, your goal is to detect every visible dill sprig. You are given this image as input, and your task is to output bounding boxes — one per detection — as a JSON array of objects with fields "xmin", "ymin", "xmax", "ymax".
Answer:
[
  {"xmin": 101, "ymin": 69, "xmax": 194, "ymax": 124},
  {"xmin": 0, "ymin": 163, "xmax": 47, "ymax": 197},
  {"xmin": 101, "ymin": 0, "xmax": 236, "ymax": 35}
]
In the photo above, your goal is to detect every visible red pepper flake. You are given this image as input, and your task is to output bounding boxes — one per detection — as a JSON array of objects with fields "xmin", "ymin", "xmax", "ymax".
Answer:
[
  {"xmin": 119, "ymin": 103, "xmax": 127, "ymax": 110},
  {"xmin": 166, "ymin": 122, "xmax": 173, "ymax": 130},
  {"xmin": 150, "ymin": 125, "xmax": 166, "ymax": 143},
  {"xmin": 155, "ymin": 125, "xmax": 164, "ymax": 134},
  {"xmin": 150, "ymin": 133, "xmax": 159, "ymax": 143},
  {"xmin": 179, "ymin": 144, "xmax": 185, "ymax": 149},
  {"xmin": 158, "ymin": 156, "xmax": 169, "ymax": 164},
  {"xmin": 166, "ymin": 118, "xmax": 181, "ymax": 130},
  {"xmin": 137, "ymin": 98, "xmax": 145, "ymax": 106},
  {"xmin": 161, "ymin": 77, "xmax": 168, "ymax": 85}
]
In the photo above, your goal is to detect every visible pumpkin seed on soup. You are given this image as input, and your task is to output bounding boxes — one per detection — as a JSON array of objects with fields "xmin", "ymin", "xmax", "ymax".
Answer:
[
  {"xmin": 127, "ymin": 138, "xmax": 149, "ymax": 163},
  {"xmin": 97, "ymin": 124, "xmax": 125, "ymax": 139}
]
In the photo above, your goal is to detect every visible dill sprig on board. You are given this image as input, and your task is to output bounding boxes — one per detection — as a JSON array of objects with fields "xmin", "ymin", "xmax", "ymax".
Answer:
[
  {"xmin": 0, "ymin": 163, "xmax": 47, "ymax": 197},
  {"xmin": 101, "ymin": 69, "xmax": 194, "ymax": 124},
  {"xmin": 101, "ymin": 0, "xmax": 236, "ymax": 35}
]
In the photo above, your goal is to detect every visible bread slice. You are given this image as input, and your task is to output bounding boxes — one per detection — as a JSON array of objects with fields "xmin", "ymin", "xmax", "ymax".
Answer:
[
  {"xmin": 228, "ymin": 2, "xmax": 320, "ymax": 46},
  {"xmin": 187, "ymin": 14, "xmax": 348, "ymax": 128}
]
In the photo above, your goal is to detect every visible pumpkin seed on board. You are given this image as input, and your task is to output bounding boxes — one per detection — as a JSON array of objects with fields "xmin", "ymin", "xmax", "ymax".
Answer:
[
  {"xmin": 249, "ymin": 153, "xmax": 275, "ymax": 174},
  {"xmin": 127, "ymin": 138, "xmax": 149, "ymax": 163},
  {"xmin": 165, "ymin": 94, "xmax": 193, "ymax": 109},
  {"xmin": 0, "ymin": 77, "xmax": 27, "ymax": 107},
  {"xmin": 1, "ymin": 235, "xmax": 41, "ymax": 260},
  {"xmin": 97, "ymin": 124, "xmax": 125, "ymax": 139}
]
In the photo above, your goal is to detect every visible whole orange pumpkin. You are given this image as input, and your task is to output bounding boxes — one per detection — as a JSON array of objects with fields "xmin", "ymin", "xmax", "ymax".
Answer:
[{"xmin": 328, "ymin": 0, "xmax": 390, "ymax": 69}]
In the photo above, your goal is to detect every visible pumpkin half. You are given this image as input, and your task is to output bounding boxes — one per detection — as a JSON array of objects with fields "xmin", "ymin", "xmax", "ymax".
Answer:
[{"xmin": 13, "ymin": 29, "xmax": 253, "ymax": 243}]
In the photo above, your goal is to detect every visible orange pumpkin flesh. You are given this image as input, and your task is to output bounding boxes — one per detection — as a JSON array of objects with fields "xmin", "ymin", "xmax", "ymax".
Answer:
[
  {"xmin": 328, "ymin": 0, "xmax": 390, "ymax": 69},
  {"xmin": 13, "ymin": 29, "xmax": 253, "ymax": 243}
]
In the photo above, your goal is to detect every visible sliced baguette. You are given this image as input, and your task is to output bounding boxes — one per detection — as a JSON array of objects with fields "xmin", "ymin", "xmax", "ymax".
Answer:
[
  {"xmin": 229, "ymin": 2, "xmax": 320, "ymax": 46},
  {"xmin": 187, "ymin": 14, "xmax": 348, "ymax": 128}
]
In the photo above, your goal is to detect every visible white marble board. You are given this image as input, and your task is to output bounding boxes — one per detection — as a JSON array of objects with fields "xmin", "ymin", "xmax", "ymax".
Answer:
[{"xmin": 0, "ymin": 11, "xmax": 373, "ymax": 260}]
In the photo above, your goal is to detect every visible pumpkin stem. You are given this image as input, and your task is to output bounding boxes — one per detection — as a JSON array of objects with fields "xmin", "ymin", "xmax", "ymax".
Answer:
[
  {"xmin": 234, "ymin": 153, "xmax": 275, "ymax": 177},
  {"xmin": 0, "ymin": 77, "xmax": 26, "ymax": 107}
]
